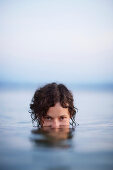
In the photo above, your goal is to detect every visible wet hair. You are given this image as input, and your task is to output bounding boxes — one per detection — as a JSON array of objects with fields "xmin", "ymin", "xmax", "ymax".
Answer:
[{"xmin": 29, "ymin": 82, "xmax": 77, "ymax": 127}]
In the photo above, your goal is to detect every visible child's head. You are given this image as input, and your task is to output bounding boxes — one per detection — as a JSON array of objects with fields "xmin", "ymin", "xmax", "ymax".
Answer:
[{"xmin": 30, "ymin": 82, "xmax": 77, "ymax": 128}]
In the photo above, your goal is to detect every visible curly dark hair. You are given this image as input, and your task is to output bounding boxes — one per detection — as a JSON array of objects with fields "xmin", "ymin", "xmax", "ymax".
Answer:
[{"xmin": 29, "ymin": 82, "xmax": 77, "ymax": 127}]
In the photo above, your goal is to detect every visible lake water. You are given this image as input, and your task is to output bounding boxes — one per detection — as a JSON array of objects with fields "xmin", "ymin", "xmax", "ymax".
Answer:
[{"xmin": 0, "ymin": 87, "xmax": 113, "ymax": 170}]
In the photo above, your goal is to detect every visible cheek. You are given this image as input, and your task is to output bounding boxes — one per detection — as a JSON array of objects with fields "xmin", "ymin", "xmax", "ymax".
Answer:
[
  {"xmin": 41, "ymin": 119, "xmax": 52, "ymax": 127},
  {"xmin": 60, "ymin": 118, "xmax": 70, "ymax": 125}
]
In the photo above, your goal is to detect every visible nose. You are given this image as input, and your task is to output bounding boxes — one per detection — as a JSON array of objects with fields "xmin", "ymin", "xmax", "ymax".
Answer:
[{"xmin": 51, "ymin": 119, "xmax": 60, "ymax": 128}]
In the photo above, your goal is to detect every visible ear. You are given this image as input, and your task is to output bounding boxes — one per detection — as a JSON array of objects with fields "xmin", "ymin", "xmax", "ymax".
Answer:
[
  {"xmin": 69, "ymin": 112, "xmax": 74, "ymax": 119},
  {"xmin": 40, "ymin": 117, "xmax": 44, "ymax": 127},
  {"xmin": 68, "ymin": 112, "xmax": 71, "ymax": 118}
]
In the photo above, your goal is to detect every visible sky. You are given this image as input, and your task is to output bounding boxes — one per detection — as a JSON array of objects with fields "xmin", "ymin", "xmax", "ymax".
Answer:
[{"xmin": 0, "ymin": 0, "xmax": 113, "ymax": 85}]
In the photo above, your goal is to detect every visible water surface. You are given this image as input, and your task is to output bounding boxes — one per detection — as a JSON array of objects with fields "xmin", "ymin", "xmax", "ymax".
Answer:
[{"xmin": 0, "ymin": 87, "xmax": 113, "ymax": 170}]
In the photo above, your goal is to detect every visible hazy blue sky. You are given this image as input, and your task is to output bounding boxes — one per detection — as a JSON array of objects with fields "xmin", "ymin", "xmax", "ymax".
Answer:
[{"xmin": 0, "ymin": 0, "xmax": 113, "ymax": 84}]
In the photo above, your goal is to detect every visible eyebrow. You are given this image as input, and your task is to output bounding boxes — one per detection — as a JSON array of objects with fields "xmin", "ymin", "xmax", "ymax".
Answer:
[
  {"xmin": 44, "ymin": 115, "xmax": 52, "ymax": 117},
  {"xmin": 45, "ymin": 115, "xmax": 67, "ymax": 118},
  {"xmin": 59, "ymin": 115, "xmax": 67, "ymax": 117}
]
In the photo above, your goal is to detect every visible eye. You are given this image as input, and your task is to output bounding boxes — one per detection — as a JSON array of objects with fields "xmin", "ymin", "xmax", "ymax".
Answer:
[
  {"xmin": 60, "ymin": 116, "xmax": 66, "ymax": 121},
  {"xmin": 45, "ymin": 116, "xmax": 52, "ymax": 121}
]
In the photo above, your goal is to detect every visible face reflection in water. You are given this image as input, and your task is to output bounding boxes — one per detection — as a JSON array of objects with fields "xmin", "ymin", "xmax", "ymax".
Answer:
[
  {"xmin": 31, "ymin": 127, "xmax": 74, "ymax": 149},
  {"xmin": 41, "ymin": 102, "xmax": 70, "ymax": 128}
]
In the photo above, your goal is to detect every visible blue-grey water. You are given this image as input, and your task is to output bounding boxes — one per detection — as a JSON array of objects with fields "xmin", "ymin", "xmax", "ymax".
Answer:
[{"xmin": 0, "ymin": 87, "xmax": 113, "ymax": 170}]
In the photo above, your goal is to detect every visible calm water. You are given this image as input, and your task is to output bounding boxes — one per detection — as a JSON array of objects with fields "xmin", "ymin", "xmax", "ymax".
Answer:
[{"xmin": 0, "ymin": 87, "xmax": 113, "ymax": 170}]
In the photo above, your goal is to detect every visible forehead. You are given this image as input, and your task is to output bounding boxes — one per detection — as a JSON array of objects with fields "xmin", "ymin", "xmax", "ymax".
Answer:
[{"xmin": 47, "ymin": 102, "xmax": 69, "ymax": 117}]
